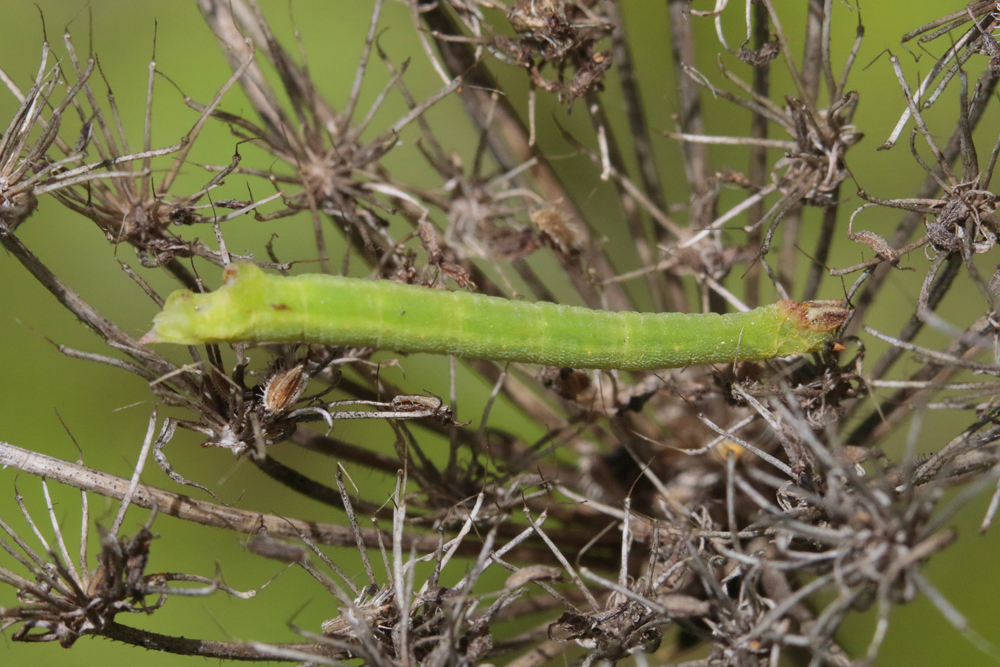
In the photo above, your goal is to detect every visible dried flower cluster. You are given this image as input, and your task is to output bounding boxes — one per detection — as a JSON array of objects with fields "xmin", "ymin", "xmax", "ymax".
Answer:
[{"xmin": 2, "ymin": 1, "xmax": 1000, "ymax": 666}]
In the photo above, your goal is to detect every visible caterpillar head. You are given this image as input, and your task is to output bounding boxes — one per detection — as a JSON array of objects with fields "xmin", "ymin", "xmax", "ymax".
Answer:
[{"xmin": 773, "ymin": 300, "xmax": 850, "ymax": 357}]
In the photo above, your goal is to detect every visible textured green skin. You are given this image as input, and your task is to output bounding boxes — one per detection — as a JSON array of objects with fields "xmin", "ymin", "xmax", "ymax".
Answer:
[{"xmin": 145, "ymin": 264, "xmax": 838, "ymax": 371}]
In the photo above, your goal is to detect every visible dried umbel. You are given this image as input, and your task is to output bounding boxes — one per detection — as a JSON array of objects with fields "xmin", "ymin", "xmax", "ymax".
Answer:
[{"xmin": 0, "ymin": 414, "xmax": 256, "ymax": 651}]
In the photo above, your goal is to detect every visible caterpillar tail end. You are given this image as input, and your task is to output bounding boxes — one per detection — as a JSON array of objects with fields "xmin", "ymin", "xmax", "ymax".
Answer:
[
  {"xmin": 139, "ymin": 289, "xmax": 206, "ymax": 345},
  {"xmin": 141, "ymin": 264, "xmax": 266, "ymax": 346},
  {"xmin": 139, "ymin": 329, "xmax": 162, "ymax": 345}
]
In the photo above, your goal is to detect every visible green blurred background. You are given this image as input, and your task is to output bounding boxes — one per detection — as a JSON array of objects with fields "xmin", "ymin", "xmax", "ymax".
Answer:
[{"xmin": 1, "ymin": 1, "xmax": 998, "ymax": 665}]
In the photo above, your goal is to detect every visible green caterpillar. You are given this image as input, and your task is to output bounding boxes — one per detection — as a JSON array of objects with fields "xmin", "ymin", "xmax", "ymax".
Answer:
[{"xmin": 141, "ymin": 263, "xmax": 848, "ymax": 371}]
